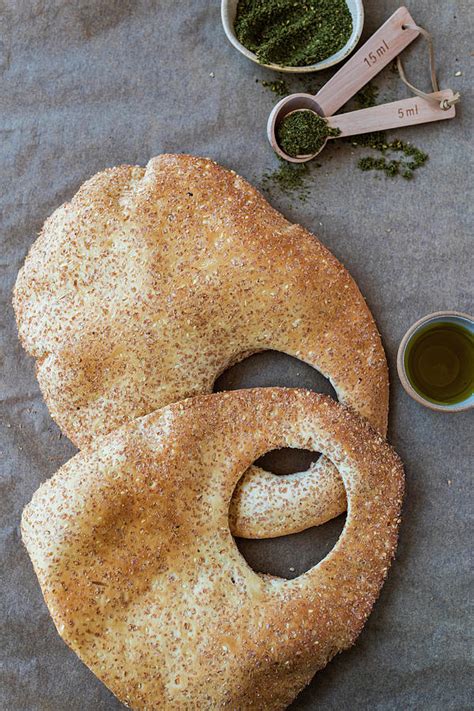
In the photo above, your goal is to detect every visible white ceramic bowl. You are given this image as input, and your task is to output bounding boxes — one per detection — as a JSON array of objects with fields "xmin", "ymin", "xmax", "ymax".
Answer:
[
  {"xmin": 221, "ymin": 0, "xmax": 364, "ymax": 73},
  {"xmin": 397, "ymin": 311, "xmax": 474, "ymax": 412}
]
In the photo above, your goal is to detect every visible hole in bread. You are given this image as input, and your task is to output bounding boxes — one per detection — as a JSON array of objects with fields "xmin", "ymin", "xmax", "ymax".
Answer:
[
  {"xmin": 256, "ymin": 447, "xmax": 321, "ymax": 475},
  {"xmin": 214, "ymin": 350, "xmax": 337, "ymax": 474},
  {"xmin": 235, "ymin": 514, "xmax": 346, "ymax": 580},
  {"xmin": 214, "ymin": 350, "xmax": 338, "ymax": 398}
]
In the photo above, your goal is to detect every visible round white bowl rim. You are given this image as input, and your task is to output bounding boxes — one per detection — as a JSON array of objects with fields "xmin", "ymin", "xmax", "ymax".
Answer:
[
  {"xmin": 221, "ymin": 0, "xmax": 364, "ymax": 73},
  {"xmin": 396, "ymin": 310, "xmax": 474, "ymax": 412}
]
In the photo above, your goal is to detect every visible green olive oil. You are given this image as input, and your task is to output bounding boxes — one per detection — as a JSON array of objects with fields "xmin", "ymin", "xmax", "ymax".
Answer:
[{"xmin": 404, "ymin": 321, "xmax": 474, "ymax": 405}]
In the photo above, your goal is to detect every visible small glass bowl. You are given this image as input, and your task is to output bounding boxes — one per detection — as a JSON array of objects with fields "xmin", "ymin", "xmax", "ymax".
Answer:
[{"xmin": 397, "ymin": 310, "xmax": 474, "ymax": 412}]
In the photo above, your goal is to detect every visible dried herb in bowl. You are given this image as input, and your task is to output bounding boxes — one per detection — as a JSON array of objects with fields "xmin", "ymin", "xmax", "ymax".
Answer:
[
  {"xmin": 277, "ymin": 110, "xmax": 341, "ymax": 157},
  {"xmin": 234, "ymin": 0, "xmax": 353, "ymax": 67}
]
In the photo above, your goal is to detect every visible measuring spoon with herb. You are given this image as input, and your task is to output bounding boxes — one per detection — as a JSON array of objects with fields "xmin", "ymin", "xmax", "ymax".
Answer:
[
  {"xmin": 273, "ymin": 89, "xmax": 456, "ymax": 162},
  {"xmin": 267, "ymin": 6, "xmax": 421, "ymax": 146}
]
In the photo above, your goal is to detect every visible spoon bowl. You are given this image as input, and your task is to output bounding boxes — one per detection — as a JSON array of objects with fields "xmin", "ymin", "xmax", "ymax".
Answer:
[
  {"xmin": 268, "ymin": 98, "xmax": 327, "ymax": 162},
  {"xmin": 221, "ymin": 0, "xmax": 364, "ymax": 73}
]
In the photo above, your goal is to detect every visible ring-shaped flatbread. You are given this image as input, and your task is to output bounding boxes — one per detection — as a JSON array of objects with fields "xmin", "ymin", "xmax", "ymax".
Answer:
[
  {"xmin": 22, "ymin": 388, "xmax": 403, "ymax": 710},
  {"xmin": 14, "ymin": 155, "xmax": 389, "ymax": 537}
]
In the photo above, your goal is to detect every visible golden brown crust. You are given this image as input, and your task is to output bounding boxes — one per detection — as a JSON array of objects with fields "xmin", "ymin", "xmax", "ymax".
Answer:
[
  {"xmin": 13, "ymin": 154, "xmax": 389, "ymax": 537},
  {"xmin": 22, "ymin": 388, "xmax": 403, "ymax": 711}
]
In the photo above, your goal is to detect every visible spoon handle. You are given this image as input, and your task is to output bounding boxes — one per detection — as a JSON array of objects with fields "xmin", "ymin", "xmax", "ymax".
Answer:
[
  {"xmin": 326, "ymin": 91, "xmax": 456, "ymax": 138},
  {"xmin": 315, "ymin": 7, "xmax": 419, "ymax": 117}
]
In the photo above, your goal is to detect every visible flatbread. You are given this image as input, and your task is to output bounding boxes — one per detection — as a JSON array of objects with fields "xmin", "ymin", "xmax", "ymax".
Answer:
[
  {"xmin": 14, "ymin": 154, "xmax": 389, "ymax": 537},
  {"xmin": 22, "ymin": 388, "xmax": 403, "ymax": 710}
]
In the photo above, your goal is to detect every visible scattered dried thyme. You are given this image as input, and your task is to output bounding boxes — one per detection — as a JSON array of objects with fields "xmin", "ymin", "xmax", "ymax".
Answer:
[
  {"xmin": 262, "ymin": 160, "xmax": 311, "ymax": 200},
  {"xmin": 348, "ymin": 83, "xmax": 429, "ymax": 179},
  {"xmin": 259, "ymin": 78, "xmax": 289, "ymax": 97},
  {"xmin": 357, "ymin": 142, "xmax": 428, "ymax": 179},
  {"xmin": 235, "ymin": 0, "xmax": 353, "ymax": 67},
  {"xmin": 277, "ymin": 110, "xmax": 341, "ymax": 157}
]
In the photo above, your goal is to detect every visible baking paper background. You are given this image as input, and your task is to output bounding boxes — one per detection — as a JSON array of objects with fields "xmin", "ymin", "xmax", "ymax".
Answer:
[{"xmin": 1, "ymin": 1, "xmax": 472, "ymax": 709}]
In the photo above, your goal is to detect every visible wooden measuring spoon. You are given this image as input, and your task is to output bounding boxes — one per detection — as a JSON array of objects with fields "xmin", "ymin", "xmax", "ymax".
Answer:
[
  {"xmin": 271, "ymin": 91, "xmax": 456, "ymax": 163},
  {"xmin": 267, "ymin": 7, "xmax": 420, "ymax": 144}
]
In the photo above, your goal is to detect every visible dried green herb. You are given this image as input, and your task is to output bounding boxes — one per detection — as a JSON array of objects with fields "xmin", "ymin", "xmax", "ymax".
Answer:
[
  {"xmin": 262, "ymin": 159, "xmax": 311, "ymax": 199},
  {"xmin": 234, "ymin": 0, "xmax": 353, "ymax": 67},
  {"xmin": 354, "ymin": 83, "xmax": 380, "ymax": 110},
  {"xmin": 277, "ymin": 110, "xmax": 341, "ymax": 157},
  {"xmin": 349, "ymin": 83, "xmax": 429, "ymax": 179},
  {"xmin": 259, "ymin": 78, "xmax": 289, "ymax": 97},
  {"xmin": 358, "ymin": 144, "xmax": 428, "ymax": 179}
]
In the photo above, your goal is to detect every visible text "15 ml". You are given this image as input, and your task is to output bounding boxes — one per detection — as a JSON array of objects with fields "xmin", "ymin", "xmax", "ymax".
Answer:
[{"xmin": 363, "ymin": 40, "xmax": 390, "ymax": 67}]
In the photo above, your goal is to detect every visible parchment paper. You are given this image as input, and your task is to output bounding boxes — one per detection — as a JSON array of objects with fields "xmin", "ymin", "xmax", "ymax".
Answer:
[{"xmin": 1, "ymin": 1, "xmax": 472, "ymax": 709}]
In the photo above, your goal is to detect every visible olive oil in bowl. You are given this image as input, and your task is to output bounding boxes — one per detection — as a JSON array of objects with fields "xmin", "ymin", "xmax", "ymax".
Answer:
[
  {"xmin": 404, "ymin": 321, "xmax": 473, "ymax": 404},
  {"xmin": 398, "ymin": 313, "xmax": 474, "ymax": 410}
]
